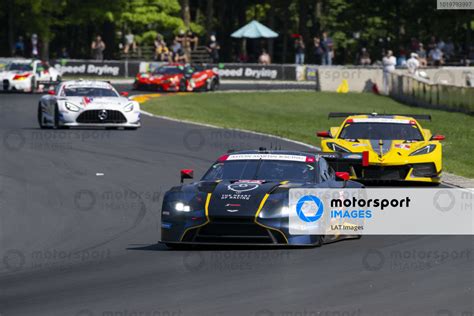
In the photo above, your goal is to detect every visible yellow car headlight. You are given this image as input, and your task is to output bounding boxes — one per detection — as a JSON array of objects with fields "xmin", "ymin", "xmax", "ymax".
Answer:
[
  {"xmin": 409, "ymin": 144, "xmax": 436, "ymax": 156},
  {"xmin": 327, "ymin": 142, "xmax": 351, "ymax": 153}
]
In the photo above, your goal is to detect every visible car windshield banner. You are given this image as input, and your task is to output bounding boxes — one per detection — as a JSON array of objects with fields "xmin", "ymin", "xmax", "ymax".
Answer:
[{"xmin": 289, "ymin": 188, "xmax": 474, "ymax": 235}]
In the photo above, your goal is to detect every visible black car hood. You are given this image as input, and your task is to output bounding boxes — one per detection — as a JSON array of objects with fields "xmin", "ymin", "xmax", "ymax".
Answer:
[{"xmin": 207, "ymin": 180, "xmax": 281, "ymax": 219}]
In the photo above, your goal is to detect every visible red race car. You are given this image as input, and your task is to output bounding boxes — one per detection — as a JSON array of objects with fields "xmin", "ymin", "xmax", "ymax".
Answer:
[{"xmin": 133, "ymin": 63, "xmax": 219, "ymax": 92}]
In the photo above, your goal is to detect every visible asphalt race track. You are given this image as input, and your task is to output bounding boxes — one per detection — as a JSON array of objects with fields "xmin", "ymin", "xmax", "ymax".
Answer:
[{"xmin": 0, "ymin": 91, "xmax": 472, "ymax": 316}]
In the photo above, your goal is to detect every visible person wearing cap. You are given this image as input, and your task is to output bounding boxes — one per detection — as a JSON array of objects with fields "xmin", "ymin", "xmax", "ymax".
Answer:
[
  {"xmin": 206, "ymin": 35, "xmax": 220, "ymax": 63},
  {"xmin": 406, "ymin": 53, "xmax": 420, "ymax": 75},
  {"xmin": 382, "ymin": 50, "xmax": 397, "ymax": 93},
  {"xmin": 416, "ymin": 43, "xmax": 427, "ymax": 67}
]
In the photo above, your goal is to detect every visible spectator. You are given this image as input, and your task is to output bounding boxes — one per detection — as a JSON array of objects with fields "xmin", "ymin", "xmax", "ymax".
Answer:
[
  {"xmin": 91, "ymin": 35, "xmax": 106, "ymax": 60},
  {"xmin": 382, "ymin": 50, "xmax": 397, "ymax": 93},
  {"xmin": 171, "ymin": 39, "xmax": 182, "ymax": 57},
  {"xmin": 437, "ymin": 38, "xmax": 445, "ymax": 51},
  {"xmin": 294, "ymin": 35, "xmax": 305, "ymax": 65},
  {"xmin": 410, "ymin": 37, "xmax": 420, "ymax": 52},
  {"xmin": 427, "ymin": 35, "xmax": 437, "ymax": 52},
  {"xmin": 154, "ymin": 35, "xmax": 170, "ymax": 61},
  {"xmin": 175, "ymin": 48, "xmax": 187, "ymax": 63},
  {"xmin": 206, "ymin": 35, "xmax": 220, "ymax": 63},
  {"xmin": 186, "ymin": 31, "xmax": 199, "ymax": 51},
  {"xmin": 175, "ymin": 30, "xmax": 186, "ymax": 46},
  {"xmin": 313, "ymin": 36, "xmax": 324, "ymax": 65},
  {"xmin": 416, "ymin": 43, "xmax": 428, "ymax": 67},
  {"xmin": 443, "ymin": 37, "xmax": 455, "ymax": 61},
  {"xmin": 123, "ymin": 30, "xmax": 136, "ymax": 54},
  {"xmin": 31, "ymin": 33, "xmax": 39, "ymax": 59},
  {"xmin": 13, "ymin": 36, "xmax": 25, "ymax": 57},
  {"xmin": 60, "ymin": 47, "xmax": 69, "ymax": 59},
  {"xmin": 359, "ymin": 47, "xmax": 371, "ymax": 65},
  {"xmin": 321, "ymin": 31, "xmax": 334, "ymax": 65},
  {"xmin": 258, "ymin": 49, "xmax": 271, "ymax": 65},
  {"xmin": 429, "ymin": 47, "xmax": 443, "ymax": 66},
  {"xmin": 397, "ymin": 46, "xmax": 407, "ymax": 66},
  {"xmin": 406, "ymin": 53, "xmax": 420, "ymax": 75}
]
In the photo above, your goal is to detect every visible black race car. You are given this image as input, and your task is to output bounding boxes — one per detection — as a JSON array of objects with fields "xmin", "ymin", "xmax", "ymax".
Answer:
[{"xmin": 161, "ymin": 149, "xmax": 366, "ymax": 248}]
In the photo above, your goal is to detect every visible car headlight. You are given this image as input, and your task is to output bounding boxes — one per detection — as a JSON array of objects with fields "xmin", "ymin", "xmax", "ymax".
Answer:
[
  {"xmin": 409, "ymin": 144, "xmax": 437, "ymax": 156},
  {"xmin": 174, "ymin": 202, "xmax": 191, "ymax": 212},
  {"xmin": 327, "ymin": 142, "xmax": 350, "ymax": 152},
  {"xmin": 65, "ymin": 102, "xmax": 80, "ymax": 112},
  {"xmin": 123, "ymin": 103, "xmax": 134, "ymax": 112}
]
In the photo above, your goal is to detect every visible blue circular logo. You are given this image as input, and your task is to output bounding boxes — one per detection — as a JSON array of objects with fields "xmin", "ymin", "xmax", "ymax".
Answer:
[{"xmin": 296, "ymin": 195, "xmax": 324, "ymax": 222}]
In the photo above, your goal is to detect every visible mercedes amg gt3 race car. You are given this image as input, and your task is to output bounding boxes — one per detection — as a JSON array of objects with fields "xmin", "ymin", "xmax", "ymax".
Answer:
[
  {"xmin": 37, "ymin": 80, "xmax": 140, "ymax": 129},
  {"xmin": 160, "ymin": 149, "xmax": 366, "ymax": 248},
  {"xmin": 0, "ymin": 59, "xmax": 61, "ymax": 92},
  {"xmin": 133, "ymin": 63, "xmax": 219, "ymax": 92},
  {"xmin": 317, "ymin": 112, "xmax": 444, "ymax": 184}
]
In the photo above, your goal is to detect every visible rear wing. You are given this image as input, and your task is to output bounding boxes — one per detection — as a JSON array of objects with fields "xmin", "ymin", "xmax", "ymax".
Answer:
[
  {"xmin": 328, "ymin": 112, "xmax": 431, "ymax": 121},
  {"xmin": 311, "ymin": 151, "xmax": 369, "ymax": 173}
]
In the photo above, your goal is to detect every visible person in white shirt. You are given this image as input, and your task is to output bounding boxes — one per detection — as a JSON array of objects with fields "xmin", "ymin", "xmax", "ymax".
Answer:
[
  {"xmin": 382, "ymin": 50, "xmax": 397, "ymax": 93},
  {"xmin": 406, "ymin": 53, "xmax": 420, "ymax": 75}
]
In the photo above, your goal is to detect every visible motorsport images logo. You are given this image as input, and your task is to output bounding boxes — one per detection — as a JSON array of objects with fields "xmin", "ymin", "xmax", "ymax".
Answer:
[
  {"xmin": 290, "ymin": 188, "xmax": 474, "ymax": 235},
  {"xmin": 296, "ymin": 195, "xmax": 324, "ymax": 222}
]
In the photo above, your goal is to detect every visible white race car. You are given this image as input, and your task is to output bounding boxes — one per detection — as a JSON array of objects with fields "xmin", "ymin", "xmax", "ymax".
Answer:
[
  {"xmin": 1, "ymin": 59, "xmax": 61, "ymax": 92},
  {"xmin": 37, "ymin": 80, "xmax": 141, "ymax": 130}
]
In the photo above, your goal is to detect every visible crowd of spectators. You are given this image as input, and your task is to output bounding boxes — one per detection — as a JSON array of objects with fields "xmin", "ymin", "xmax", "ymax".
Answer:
[
  {"xmin": 12, "ymin": 34, "xmax": 41, "ymax": 58},
  {"xmin": 11, "ymin": 30, "xmax": 472, "ymax": 67},
  {"xmin": 120, "ymin": 29, "xmax": 219, "ymax": 64}
]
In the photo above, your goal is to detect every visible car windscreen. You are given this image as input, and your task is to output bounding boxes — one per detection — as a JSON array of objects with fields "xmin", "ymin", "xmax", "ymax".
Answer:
[
  {"xmin": 6, "ymin": 63, "xmax": 33, "ymax": 72},
  {"xmin": 153, "ymin": 66, "xmax": 183, "ymax": 75},
  {"xmin": 63, "ymin": 87, "xmax": 118, "ymax": 97},
  {"xmin": 339, "ymin": 123, "xmax": 423, "ymax": 141},
  {"xmin": 202, "ymin": 160, "xmax": 316, "ymax": 182}
]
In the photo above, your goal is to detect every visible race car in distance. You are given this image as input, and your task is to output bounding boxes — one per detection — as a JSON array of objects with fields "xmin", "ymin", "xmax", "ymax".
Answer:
[
  {"xmin": 37, "ymin": 80, "xmax": 140, "ymax": 130},
  {"xmin": 133, "ymin": 63, "xmax": 219, "ymax": 92},
  {"xmin": 1, "ymin": 59, "xmax": 61, "ymax": 92},
  {"xmin": 317, "ymin": 112, "xmax": 444, "ymax": 184},
  {"xmin": 161, "ymin": 149, "xmax": 365, "ymax": 248}
]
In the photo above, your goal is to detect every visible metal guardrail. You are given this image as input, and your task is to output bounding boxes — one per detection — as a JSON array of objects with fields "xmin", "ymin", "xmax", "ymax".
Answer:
[{"xmin": 389, "ymin": 73, "xmax": 474, "ymax": 115}]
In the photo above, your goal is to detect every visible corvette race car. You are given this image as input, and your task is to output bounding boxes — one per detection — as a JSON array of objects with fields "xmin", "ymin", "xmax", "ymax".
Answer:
[
  {"xmin": 133, "ymin": 63, "xmax": 219, "ymax": 92},
  {"xmin": 317, "ymin": 112, "xmax": 444, "ymax": 184},
  {"xmin": 37, "ymin": 80, "xmax": 140, "ymax": 129},
  {"xmin": 0, "ymin": 59, "xmax": 61, "ymax": 92},
  {"xmin": 160, "ymin": 149, "xmax": 366, "ymax": 248}
]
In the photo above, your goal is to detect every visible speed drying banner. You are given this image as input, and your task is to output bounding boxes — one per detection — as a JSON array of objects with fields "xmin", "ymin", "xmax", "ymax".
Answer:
[{"xmin": 289, "ymin": 188, "xmax": 473, "ymax": 235}]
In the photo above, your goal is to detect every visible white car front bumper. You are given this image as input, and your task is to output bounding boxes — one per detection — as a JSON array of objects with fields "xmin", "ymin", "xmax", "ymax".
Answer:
[{"xmin": 58, "ymin": 109, "xmax": 141, "ymax": 128}]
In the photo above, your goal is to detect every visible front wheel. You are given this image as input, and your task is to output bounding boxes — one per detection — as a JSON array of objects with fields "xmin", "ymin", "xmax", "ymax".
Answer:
[
  {"xmin": 179, "ymin": 79, "xmax": 187, "ymax": 92},
  {"xmin": 210, "ymin": 79, "xmax": 218, "ymax": 91},
  {"xmin": 38, "ymin": 104, "xmax": 46, "ymax": 129}
]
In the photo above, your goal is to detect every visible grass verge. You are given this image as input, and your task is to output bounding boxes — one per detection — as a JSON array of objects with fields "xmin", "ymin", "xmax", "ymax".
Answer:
[{"xmin": 142, "ymin": 91, "xmax": 474, "ymax": 178}]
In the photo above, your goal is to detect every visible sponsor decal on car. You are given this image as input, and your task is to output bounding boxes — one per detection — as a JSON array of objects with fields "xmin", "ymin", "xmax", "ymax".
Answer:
[{"xmin": 227, "ymin": 154, "xmax": 307, "ymax": 162}]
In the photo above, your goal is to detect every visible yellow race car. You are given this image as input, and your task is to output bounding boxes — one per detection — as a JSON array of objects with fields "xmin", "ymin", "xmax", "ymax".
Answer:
[{"xmin": 317, "ymin": 112, "xmax": 445, "ymax": 184}]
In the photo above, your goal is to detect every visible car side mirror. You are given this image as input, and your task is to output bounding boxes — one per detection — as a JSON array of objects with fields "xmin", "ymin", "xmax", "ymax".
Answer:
[
  {"xmin": 120, "ymin": 91, "xmax": 129, "ymax": 97},
  {"xmin": 316, "ymin": 131, "xmax": 331, "ymax": 138},
  {"xmin": 335, "ymin": 172, "xmax": 350, "ymax": 181},
  {"xmin": 431, "ymin": 134, "xmax": 445, "ymax": 141},
  {"xmin": 180, "ymin": 169, "xmax": 194, "ymax": 183}
]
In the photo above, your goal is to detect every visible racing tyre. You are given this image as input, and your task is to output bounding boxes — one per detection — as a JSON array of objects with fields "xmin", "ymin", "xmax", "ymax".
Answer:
[
  {"xmin": 30, "ymin": 77, "xmax": 37, "ymax": 93},
  {"xmin": 179, "ymin": 79, "xmax": 187, "ymax": 92},
  {"xmin": 54, "ymin": 104, "xmax": 68, "ymax": 129},
  {"xmin": 210, "ymin": 79, "xmax": 218, "ymax": 91},
  {"xmin": 38, "ymin": 104, "xmax": 47, "ymax": 129}
]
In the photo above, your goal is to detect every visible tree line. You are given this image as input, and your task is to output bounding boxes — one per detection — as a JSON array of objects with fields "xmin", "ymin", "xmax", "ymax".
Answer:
[{"xmin": 0, "ymin": 0, "xmax": 472, "ymax": 64}]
